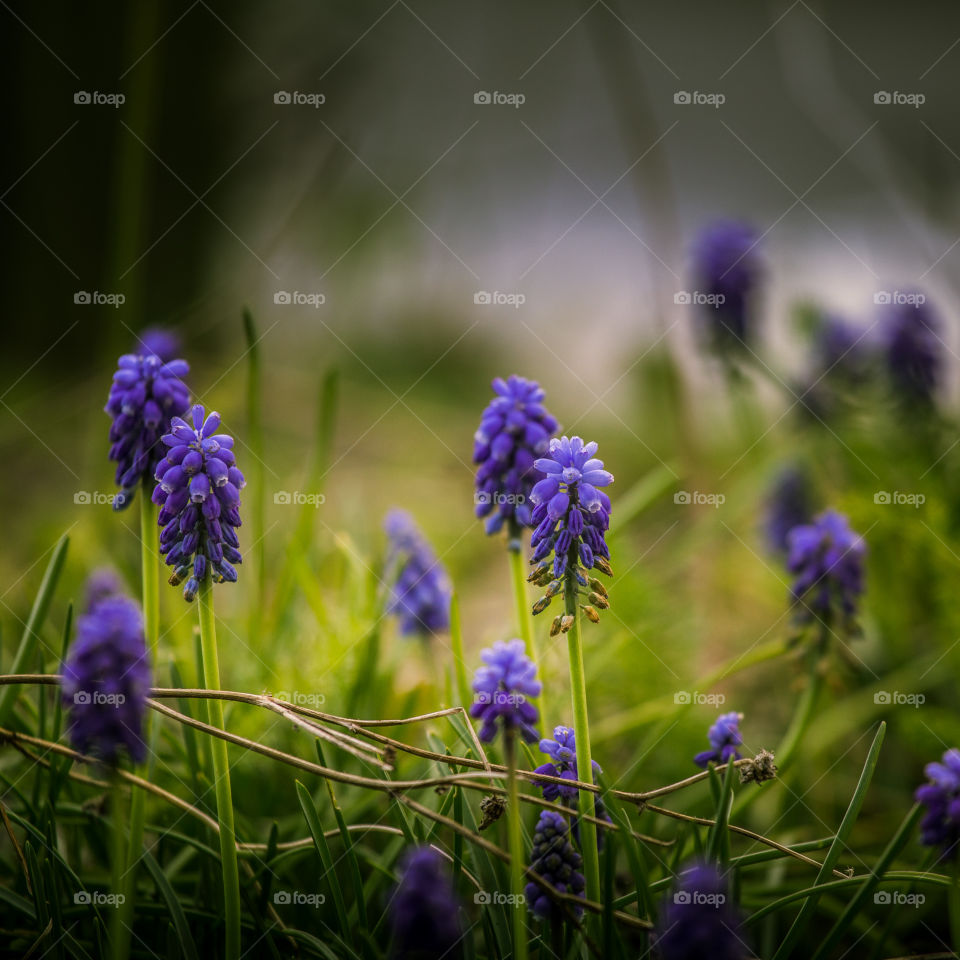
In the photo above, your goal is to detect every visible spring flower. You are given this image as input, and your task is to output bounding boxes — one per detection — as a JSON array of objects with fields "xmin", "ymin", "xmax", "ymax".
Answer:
[
  {"xmin": 470, "ymin": 639, "xmax": 540, "ymax": 743},
  {"xmin": 915, "ymin": 749, "xmax": 960, "ymax": 858},
  {"xmin": 153, "ymin": 405, "xmax": 244, "ymax": 602},
  {"xmin": 62, "ymin": 593, "xmax": 151, "ymax": 765},
  {"xmin": 528, "ymin": 436, "xmax": 613, "ymax": 618},
  {"xmin": 534, "ymin": 725, "xmax": 601, "ymax": 801},
  {"xmin": 694, "ymin": 712, "xmax": 744, "ymax": 768},
  {"xmin": 139, "ymin": 326, "xmax": 182, "ymax": 363},
  {"xmin": 473, "ymin": 375, "xmax": 559, "ymax": 541},
  {"xmin": 691, "ymin": 220, "xmax": 761, "ymax": 353},
  {"xmin": 384, "ymin": 510, "xmax": 451, "ymax": 636},
  {"xmin": 882, "ymin": 293, "xmax": 941, "ymax": 404},
  {"xmin": 106, "ymin": 354, "xmax": 190, "ymax": 510},
  {"xmin": 764, "ymin": 465, "xmax": 814, "ymax": 555},
  {"xmin": 84, "ymin": 567, "xmax": 126, "ymax": 611},
  {"xmin": 787, "ymin": 510, "xmax": 865, "ymax": 629},
  {"xmin": 525, "ymin": 810, "xmax": 585, "ymax": 919},
  {"xmin": 388, "ymin": 847, "xmax": 463, "ymax": 959},
  {"xmin": 654, "ymin": 862, "xmax": 748, "ymax": 960}
]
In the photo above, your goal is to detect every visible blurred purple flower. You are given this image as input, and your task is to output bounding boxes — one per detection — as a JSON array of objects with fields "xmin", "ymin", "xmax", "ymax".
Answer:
[
  {"xmin": 765, "ymin": 465, "xmax": 814, "ymax": 555},
  {"xmin": 882, "ymin": 293, "xmax": 941, "ymax": 404},
  {"xmin": 139, "ymin": 326, "xmax": 182, "ymax": 363},
  {"xmin": 388, "ymin": 847, "xmax": 462, "ymax": 959},
  {"xmin": 469, "ymin": 638, "xmax": 540, "ymax": 743},
  {"xmin": 84, "ymin": 567, "xmax": 126, "ymax": 611},
  {"xmin": 384, "ymin": 510, "xmax": 451, "ymax": 636},
  {"xmin": 694, "ymin": 712, "xmax": 744, "ymax": 768},
  {"xmin": 916, "ymin": 748, "xmax": 960, "ymax": 858}
]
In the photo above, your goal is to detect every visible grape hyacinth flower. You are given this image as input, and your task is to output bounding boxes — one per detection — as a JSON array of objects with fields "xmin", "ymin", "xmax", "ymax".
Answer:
[
  {"xmin": 654, "ymin": 862, "xmax": 748, "ymax": 960},
  {"xmin": 528, "ymin": 436, "xmax": 614, "ymax": 622},
  {"xmin": 787, "ymin": 510, "xmax": 865, "ymax": 631},
  {"xmin": 525, "ymin": 810, "xmax": 585, "ymax": 919},
  {"xmin": 469, "ymin": 639, "xmax": 541, "ymax": 743},
  {"xmin": 106, "ymin": 354, "xmax": 190, "ymax": 510},
  {"xmin": 691, "ymin": 220, "xmax": 761, "ymax": 354},
  {"xmin": 882, "ymin": 293, "xmax": 941, "ymax": 405},
  {"xmin": 473, "ymin": 375, "xmax": 559, "ymax": 542},
  {"xmin": 534, "ymin": 725, "xmax": 601, "ymax": 802},
  {"xmin": 84, "ymin": 567, "xmax": 126, "ymax": 611},
  {"xmin": 694, "ymin": 712, "xmax": 744, "ymax": 768},
  {"xmin": 139, "ymin": 326, "xmax": 182, "ymax": 363},
  {"xmin": 915, "ymin": 748, "xmax": 960, "ymax": 859},
  {"xmin": 153, "ymin": 405, "xmax": 244, "ymax": 602},
  {"xmin": 764, "ymin": 465, "xmax": 814, "ymax": 555},
  {"xmin": 384, "ymin": 510, "xmax": 451, "ymax": 636},
  {"xmin": 62, "ymin": 593, "xmax": 151, "ymax": 766},
  {"xmin": 388, "ymin": 847, "xmax": 463, "ymax": 959}
]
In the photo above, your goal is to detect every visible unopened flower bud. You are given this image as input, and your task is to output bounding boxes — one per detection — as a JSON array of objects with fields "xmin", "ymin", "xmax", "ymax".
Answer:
[
  {"xmin": 532, "ymin": 596, "xmax": 552, "ymax": 615},
  {"xmin": 588, "ymin": 578, "xmax": 608, "ymax": 598},
  {"xmin": 545, "ymin": 579, "xmax": 563, "ymax": 598},
  {"xmin": 580, "ymin": 605, "xmax": 600, "ymax": 623},
  {"xmin": 550, "ymin": 615, "xmax": 563, "ymax": 637},
  {"xmin": 560, "ymin": 615, "xmax": 575, "ymax": 633},
  {"xmin": 588, "ymin": 592, "xmax": 609, "ymax": 609},
  {"xmin": 593, "ymin": 556, "xmax": 613, "ymax": 577}
]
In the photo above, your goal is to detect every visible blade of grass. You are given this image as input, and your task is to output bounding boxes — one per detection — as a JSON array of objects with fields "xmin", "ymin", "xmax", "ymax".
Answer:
[
  {"xmin": 142, "ymin": 849, "xmax": 200, "ymax": 960},
  {"xmin": 242, "ymin": 307, "xmax": 266, "ymax": 650}
]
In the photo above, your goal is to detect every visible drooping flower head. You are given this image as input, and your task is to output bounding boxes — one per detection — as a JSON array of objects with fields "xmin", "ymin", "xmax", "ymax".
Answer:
[
  {"xmin": 84, "ymin": 567, "xmax": 126, "ymax": 611},
  {"xmin": 524, "ymin": 810, "xmax": 585, "ymax": 920},
  {"xmin": 139, "ymin": 326, "xmax": 182, "ymax": 363},
  {"xmin": 691, "ymin": 220, "xmax": 762, "ymax": 353},
  {"xmin": 915, "ymin": 748, "xmax": 960, "ymax": 859},
  {"xmin": 388, "ymin": 847, "xmax": 463, "ymax": 959},
  {"xmin": 153, "ymin": 405, "xmax": 244, "ymax": 602},
  {"xmin": 106, "ymin": 354, "xmax": 190, "ymax": 510},
  {"xmin": 62, "ymin": 592, "xmax": 151, "ymax": 765},
  {"xmin": 764, "ymin": 465, "xmax": 814, "ymax": 555},
  {"xmin": 654, "ymin": 862, "xmax": 748, "ymax": 960},
  {"xmin": 528, "ymin": 436, "xmax": 613, "ymax": 622},
  {"xmin": 694, "ymin": 712, "xmax": 744, "ymax": 768},
  {"xmin": 787, "ymin": 510, "xmax": 865, "ymax": 631},
  {"xmin": 473, "ymin": 375, "xmax": 559, "ymax": 543},
  {"xmin": 384, "ymin": 510, "xmax": 451, "ymax": 636},
  {"xmin": 881, "ymin": 293, "xmax": 941, "ymax": 404},
  {"xmin": 469, "ymin": 639, "xmax": 540, "ymax": 743}
]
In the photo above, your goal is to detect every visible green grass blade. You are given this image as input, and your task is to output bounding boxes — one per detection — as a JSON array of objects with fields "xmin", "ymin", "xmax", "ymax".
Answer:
[
  {"xmin": 142, "ymin": 849, "xmax": 200, "ymax": 960},
  {"xmin": 242, "ymin": 307, "xmax": 266, "ymax": 648}
]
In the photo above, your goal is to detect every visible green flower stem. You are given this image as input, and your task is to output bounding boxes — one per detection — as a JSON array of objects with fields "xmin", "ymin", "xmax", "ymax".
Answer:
[
  {"xmin": 198, "ymin": 578, "xmax": 241, "ymax": 960},
  {"xmin": 563, "ymin": 576, "xmax": 601, "ymax": 907},
  {"xmin": 116, "ymin": 492, "xmax": 160, "ymax": 957},
  {"xmin": 504, "ymin": 730, "xmax": 528, "ymax": 960},
  {"xmin": 951, "ymin": 859, "xmax": 960, "ymax": 957},
  {"xmin": 109, "ymin": 773, "xmax": 127, "ymax": 960},
  {"xmin": 508, "ymin": 543, "xmax": 545, "ymax": 728}
]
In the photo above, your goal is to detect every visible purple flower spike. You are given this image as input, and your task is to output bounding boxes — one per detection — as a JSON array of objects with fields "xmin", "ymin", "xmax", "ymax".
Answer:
[
  {"xmin": 764, "ymin": 465, "xmax": 814, "ymax": 555},
  {"xmin": 106, "ymin": 353, "xmax": 190, "ymax": 510},
  {"xmin": 154, "ymin": 404, "xmax": 244, "ymax": 601},
  {"xmin": 787, "ymin": 510, "xmax": 865, "ymax": 630},
  {"xmin": 139, "ymin": 326, "xmax": 182, "ymax": 363},
  {"xmin": 694, "ymin": 712, "xmax": 744, "ymax": 768},
  {"xmin": 388, "ymin": 847, "xmax": 462, "ymax": 959},
  {"xmin": 525, "ymin": 810, "xmax": 585, "ymax": 920},
  {"xmin": 654, "ymin": 862, "xmax": 748, "ymax": 960},
  {"xmin": 469, "ymin": 639, "xmax": 540, "ymax": 743},
  {"xmin": 881, "ymin": 292, "xmax": 942, "ymax": 404},
  {"xmin": 384, "ymin": 510, "xmax": 451, "ymax": 636},
  {"xmin": 691, "ymin": 219, "xmax": 762, "ymax": 353},
  {"xmin": 473, "ymin": 375, "xmax": 559, "ymax": 542},
  {"xmin": 916, "ymin": 748, "xmax": 960, "ymax": 859},
  {"xmin": 534, "ymin": 725, "xmax": 601, "ymax": 801},
  {"xmin": 62, "ymin": 591, "xmax": 151, "ymax": 766},
  {"xmin": 84, "ymin": 567, "xmax": 126, "ymax": 611}
]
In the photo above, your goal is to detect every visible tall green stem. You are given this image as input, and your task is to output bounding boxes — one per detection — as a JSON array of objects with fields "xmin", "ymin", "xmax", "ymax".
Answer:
[
  {"xmin": 504, "ymin": 731, "xmax": 528, "ymax": 960},
  {"xmin": 116, "ymin": 492, "xmax": 159, "ymax": 957},
  {"xmin": 564, "ymin": 577, "xmax": 601, "ymax": 907},
  {"xmin": 198, "ymin": 579, "xmax": 241, "ymax": 960},
  {"xmin": 508, "ymin": 542, "xmax": 545, "ymax": 729},
  {"xmin": 109, "ymin": 774, "xmax": 127, "ymax": 960}
]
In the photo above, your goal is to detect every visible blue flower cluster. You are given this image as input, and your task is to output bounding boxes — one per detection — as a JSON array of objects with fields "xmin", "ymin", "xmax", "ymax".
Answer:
[
  {"xmin": 694, "ymin": 712, "xmax": 743, "ymax": 768},
  {"xmin": 62, "ymin": 589, "xmax": 151, "ymax": 766},
  {"xmin": 534, "ymin": 725, "xmax": 600, "ymax": 802},
  {"xmin": 525, "ymin": 810, "xmax": 585, "ymax": 919},
  {"xmin": 882, "ymin": 294, "xmax": 941, "ymax": 404},
  {"xmin": 469, "ymin": 639, "xmax": 541, "ymax": 743},
  {"xmin": 106, "ymin": 354, "xmax": 190, "ymax": 510},
  {"xmin": 388, "ymin": 847, "xmax": 462, "ymax": 958},
  {"xmin": 384, "ymin": 510, "xmax": 451, "ymax": 636},
  {"xmin": 787, "ymin": 510, "xmax": 865, "ymax": 630},
  {"xmin": 153, "ymin": 405, "xmax": 244, "ymax": 601},
  {"xmin": 916, "ymin": 749, "xmax": 960, "ymax": 858},
  {"xmin": 473, "ymin": 375, "xmax": 559, "ymax": 541},
  {"xmin": 765, "ymin": 465, "xmax": 814, "ymax": 555}
]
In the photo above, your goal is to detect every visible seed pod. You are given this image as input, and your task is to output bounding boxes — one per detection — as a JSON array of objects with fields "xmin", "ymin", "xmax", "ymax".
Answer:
[
  {"xmin": 532, "ymin": 596, "xmax": 552, "ymax": 615},
  {"xmin": 550, "ymin": 615, "xmax": 563, "ymax": 637},
  {"xmin": 527, "ymin": 562, "xmax": 549, "ymax": 583},
  {"xmin": 580, "ymin": 604, "xmax": 600, "ymax": 623},
  {"xmin": 560, "ymin": 615, "xmax": 575, "ymax": 633},
  {"xmin": 588, "ymin": 577, "xmax": 608, "ymax": 598},
  {"xmin": 545, "ymin": 579, "xmax": 563, "ymax": 598},
  {"xmin": 593, "ymin": 556, "xmax": 614, "ymax": 577},
  {"xmin": 588, "ymin": 592, "xmax": 610, "ymax": 609}
]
